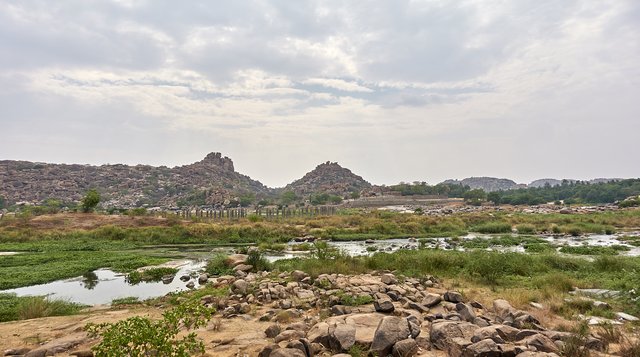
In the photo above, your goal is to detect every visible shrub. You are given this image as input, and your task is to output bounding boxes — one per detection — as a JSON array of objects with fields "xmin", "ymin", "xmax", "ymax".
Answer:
[
  {"xmin": 205, "ymin": 254, "xmax": 234, "ymax": 276},
  {"xmin": 247, "ymin": 249, "xmax": 272, "ymax": 272},
  {"xmin": 86, "ymin": 300, "xmax": 214, "ymax": 357},
  {"xmin": 81, "ymin": 189, "xmax": 101, "ymax": 213}
]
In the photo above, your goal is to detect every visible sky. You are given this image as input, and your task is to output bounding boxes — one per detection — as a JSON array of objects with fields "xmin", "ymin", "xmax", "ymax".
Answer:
[{"xmin": 1, "ymin": 0, "xmax": 639, "ymax": 187}]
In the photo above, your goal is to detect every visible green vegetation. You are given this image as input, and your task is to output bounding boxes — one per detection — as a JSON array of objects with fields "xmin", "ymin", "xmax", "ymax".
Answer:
[
  {"xmin": 336, "ymin": 291, "xmax": 374, "ymax": 306},
  {"xmin": 0, "ymin": 293, "xmax": 84, "ymax": 322},
  {"xmin": 488, "ymin": 179, "xmax": 640, "ymax": 205},
  {"xmin": 86, "ymin": 300, "xmax": 214, "ymax": 357},
  {"xmin": 390, "ymin": 178, "xmax": 640, "ymax": 205},
  {"xmin": 204, "ymin": 254, "xmax": 234, "ymax": 276},
  {"xmin": 246, "ymin": 249, "xmax": 272, "ymax": 272},
  {"xmin": 111, "ymin": 296, "xmax": 141, "ymax": 306},
  {"xmin": 472, "ymin": 222, "xmax": 512, "ymax": 234},
  {"xmin": 389, "ymin": 182, "xmax": 471, "ymax": 197},
  {"xmin": 619, "ymin": 197, "xmax": 640, "ymax": 208},
  {"xmin": 126, "ymin": 267, "xmax": 179, "ymax": 284},
  {"xmin": 81, "ymin": 189, "xmax": 101, "ymax": 213},
  {"xmin": 275, "ymin": 249, "xmax": 640, "ymax": 314},
  {"xmin": 310, "ymin": 192, "xmax": 343, "ymax": 205},
  {"xmin": 618, "ymin": 235, "xmax": 640, "ymax": 247},
  {"xmin": 1, "ymin": 209, "xmax": 638, "ymax": 290},
  {"xmin": 460, "ymin": 236, "xmax": 547, "ymax": 250},
  {"xmin": 0, "ymin": 248, "xmax": 170, "ymax": 290},
  {"xmin": 558, "ymin": 245, "xmax": 631, "ymax": 256}
]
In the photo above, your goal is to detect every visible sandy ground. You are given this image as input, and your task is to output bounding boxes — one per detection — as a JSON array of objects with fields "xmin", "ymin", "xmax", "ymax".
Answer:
[{"xmin": 0, "ymin": 304, "xmax": 275, "ymax": 356}]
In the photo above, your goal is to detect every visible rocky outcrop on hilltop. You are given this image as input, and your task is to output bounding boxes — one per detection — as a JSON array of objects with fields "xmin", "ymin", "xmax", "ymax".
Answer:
[
  {"xmin": 442, "ymin": 177, "xmax": 525, "ymax": 192},
  {"xmin": 0, "ymin": 153, "xmax": 270, "ymax": 208},
  {"xmin": 283, "ymin": 162, "xmax": 371, "ymax": 197}
]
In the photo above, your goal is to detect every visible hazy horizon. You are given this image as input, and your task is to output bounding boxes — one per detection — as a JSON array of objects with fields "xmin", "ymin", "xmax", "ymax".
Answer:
[{"xmin": 1, "ymin": 1, "xmax": 639, "ymax": 187}]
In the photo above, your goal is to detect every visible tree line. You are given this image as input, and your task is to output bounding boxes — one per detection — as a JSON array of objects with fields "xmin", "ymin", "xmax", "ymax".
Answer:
[{"xmin": 390, "ymin": 179, "xmax": 640, "ymax": 205}]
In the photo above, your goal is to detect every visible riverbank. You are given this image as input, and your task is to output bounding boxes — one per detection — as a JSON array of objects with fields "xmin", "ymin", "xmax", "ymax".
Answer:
[{"xmin": 1, "ymin": 268, "xmax": 638, "ymax": 356}]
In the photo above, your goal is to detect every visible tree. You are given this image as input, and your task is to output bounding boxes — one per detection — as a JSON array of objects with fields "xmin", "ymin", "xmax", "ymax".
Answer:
[
  {"xmin": 463, "ymin": 189, "xmax": 486, "ymax": 206},
  {"xmin": 487, "ymin": 191, "xmax": 502, "ymax": 205},
  {"xmin": 81, "ymin": 189, "xmax": 100, "ymax": 213},
  {"xmin": 280, "ymin": 191, "xmax": 298, "ymax": 206}
]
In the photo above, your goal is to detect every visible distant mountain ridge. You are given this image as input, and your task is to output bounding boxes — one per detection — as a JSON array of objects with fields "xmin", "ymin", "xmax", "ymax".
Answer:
[
  {"xmin": 0, "ymin": 152, "xmax": 627, "ymax": 208},
  {"xmin": 441, "ymin": 177, "xmax": 525, "ymax": 192},
  {"xmin": 442, "ymin": 177, "xmax": 622, "ymax": 192}
]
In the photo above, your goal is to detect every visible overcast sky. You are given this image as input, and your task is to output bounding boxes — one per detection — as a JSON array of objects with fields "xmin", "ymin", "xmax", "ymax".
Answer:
[{"xmin": 1, "ymin": 1, "xmax": 638, "ymax": 187}]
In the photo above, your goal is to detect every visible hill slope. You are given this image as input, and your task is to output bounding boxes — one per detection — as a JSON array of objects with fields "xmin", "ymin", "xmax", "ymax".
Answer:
[
  {"xmin": 283, "ymin": 161, "xmax": 371, "ymax": 197},
  {"xmin": 0, "ymin": 153, "xmax": 270, "ymax": 208}
]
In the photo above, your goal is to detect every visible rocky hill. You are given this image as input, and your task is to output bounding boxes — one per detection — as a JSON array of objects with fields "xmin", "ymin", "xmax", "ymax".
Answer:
[
  {"xmin": 282, "ymin": 161, "xmax": 371, "ymax": 197},
  {"xmin": 0, "ymin": 153, "xmax": 271, "ymax": 208},
  {"xmin": 441, "ymin": 177, "xmax": 525, "ymax": 192}
]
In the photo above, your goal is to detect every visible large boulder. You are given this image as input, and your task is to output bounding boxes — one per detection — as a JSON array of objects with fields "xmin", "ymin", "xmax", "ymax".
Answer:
[
  {"xmin": 472, "ymin": 325, "xmax": 520, "ymax": 344},
  {"xmin": 269, "ymin": 348, "xmax": 307, "ymax": 357},
  {"xmin": 444, "ymin": 291, "xmax": 464, "ymax": 303},
  {"xmin": 493, "ymin": 299, "xmax": 515, "ymax": 319},
  {"xmin": 392, "ymin": 338, "xmax": 419, "ymax": 357},
  {"xmin": 374, "ymin": 298, "xmax": 395, "ymax": 313},
  {"xmin": 231, "ymin": 279, "xmax": 249, "ymax": 294},
  {"xmin": 423, "ymin": 293, "xmax": 442, "ymax": 308},
  {"xmin": 345, "ymin": 313, "xmax": 385, "ymax": 347},
  {"xmin": 370, "ymin": 316, "xmax": 412, "ymax": 356},
  {"xmin": 328, "ymin": 324, "xmax": 356, "ymax": 352},
  {"xmin": 461, "ymin": 338, "xmax": 502, "ymax": 357},
  {"xmin": 430, "ymin": 321, "xmax": 479, "ymax": 351},
  {"xmin": 520, "ymin": 334, "xmax": 559, "ymax": 354},
  {"xmin": 225, "ymin": 254, "xmax": 248, "ymax": 267},
  {"xmin": 381, "ymin": 273, "xmax": 398, "ymax": 285},
  {"xmin": 306, "ymin": 322, "xmax": 330, "ymax": 347},
  {"xmin": 456, "ymin": 303, "xmax": 476, "ymax": 322}
]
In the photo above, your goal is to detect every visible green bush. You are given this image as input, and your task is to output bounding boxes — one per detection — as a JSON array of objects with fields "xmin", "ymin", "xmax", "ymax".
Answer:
[
  {"xmin": 247, "ymin": 249, "xmax": 272, "ymax": 272},
  {"xmin": 86, "ymin": 300, "xmax": 214, "ymax": 357},
  {"xmin": 205, "ymin": 254, "xmax": 234, "ymax": 276}
]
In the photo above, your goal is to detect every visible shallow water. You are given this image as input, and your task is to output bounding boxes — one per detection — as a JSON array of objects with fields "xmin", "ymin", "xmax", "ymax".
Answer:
[
  {"xmin": 2, "ymin": 260, "xmax": 206, "ymax": 305},
  {"xmin": 3, "ymin": 232, "xmax": 638, "ymax": 305}
]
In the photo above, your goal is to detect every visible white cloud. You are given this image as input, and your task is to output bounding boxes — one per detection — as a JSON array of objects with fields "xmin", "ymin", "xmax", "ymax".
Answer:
[{"xmin": 0, "ymin": 0, "xmax": 639, "ymax": 186}]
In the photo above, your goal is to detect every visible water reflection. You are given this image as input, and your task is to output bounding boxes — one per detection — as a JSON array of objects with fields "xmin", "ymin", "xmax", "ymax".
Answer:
[
  {"xmin": 81, "ymin": 271, "xmax": 99, "ymax": 290},
  {"xmin": 1, "ymin": 261, "xmax": 206, "ymax": 305}
]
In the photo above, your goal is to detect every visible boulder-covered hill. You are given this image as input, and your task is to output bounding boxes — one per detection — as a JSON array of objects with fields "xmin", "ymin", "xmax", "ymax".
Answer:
[
  {"xmin": 0, "ymin": 153, "xmax": 271, "ymax": 208},
  {"xmin": 282, "ymin": 161, "xmax": 372, "ymax": 197},
  {"xmin": 441, "ymin": 177, "xmax": 526, "ymax": 192}
]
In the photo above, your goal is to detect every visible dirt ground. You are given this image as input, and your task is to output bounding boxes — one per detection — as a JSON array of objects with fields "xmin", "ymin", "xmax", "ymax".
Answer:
[
  {"xmin": 0, "ymin": 213, "xmax": 178, "ymax": 231},
  {"xmin": 0, "ymin": 305, "xmax": 273, "ymax": 356}
]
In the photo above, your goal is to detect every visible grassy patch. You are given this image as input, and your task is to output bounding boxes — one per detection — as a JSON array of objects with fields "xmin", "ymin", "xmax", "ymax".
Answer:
[
  {"xmin": 460, "ymin": 235, "xmax": 547, "ymax": 249},
  {"xmin": 336, "ymin": 291, "xmax": 374, "ymax": 306},
  {"xmin": 0, "ymin": 293, "xmax": 84, "ymax": 322},
  {"xmin": 559, "ymin": 245, "xmax": 631, "ymax": 256},
  {"xmin": 111, "ymin": 297, "xmax": 141, "ymax": 306},
  {"xmin": 126, "ymin": 267, "xmax": 178, "ymax": 284},
  {"xmin": 472, "ymin": 222, "xmax": 512, "ymax": 234}
]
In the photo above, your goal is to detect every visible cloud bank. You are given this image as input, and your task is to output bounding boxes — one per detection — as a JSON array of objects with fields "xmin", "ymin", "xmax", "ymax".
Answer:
[{"xmin": 1, "ymin": 0, "xmax": 638, "ymax": 186}]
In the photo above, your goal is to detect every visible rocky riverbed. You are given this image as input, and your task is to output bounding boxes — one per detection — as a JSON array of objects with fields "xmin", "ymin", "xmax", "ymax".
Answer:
[{"xmin": 3, "ymin": 254, "xmax": 639, "ymax": 357}]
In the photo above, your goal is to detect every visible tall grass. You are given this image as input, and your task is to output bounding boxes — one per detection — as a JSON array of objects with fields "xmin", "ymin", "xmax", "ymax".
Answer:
[{"xmin": 0, "ymin": 293, "xmax": 83, "ymax": 322}]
